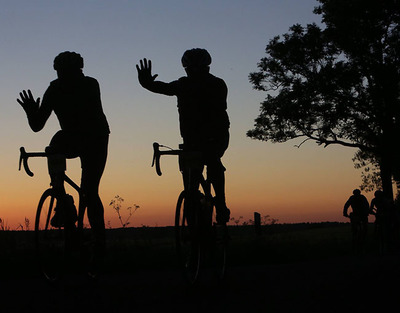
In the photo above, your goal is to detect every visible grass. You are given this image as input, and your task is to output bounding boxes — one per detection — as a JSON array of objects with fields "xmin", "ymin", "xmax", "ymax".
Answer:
[{"xmin": 0, "ymin": 222, "xmax": 384, "ymax": 279}]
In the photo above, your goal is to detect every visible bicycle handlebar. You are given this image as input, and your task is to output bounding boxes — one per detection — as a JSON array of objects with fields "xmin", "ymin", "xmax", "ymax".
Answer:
[
  {"xmin": 19, "ymin": 147, "xmax": 47, "ymax": 177},
  {"xmin": 152, "ymin": 142, "xmax": 181, "ymax": 176},
  {"xmin": 152, "ymin": 143, "xmax": 162, "ymax": 176}
]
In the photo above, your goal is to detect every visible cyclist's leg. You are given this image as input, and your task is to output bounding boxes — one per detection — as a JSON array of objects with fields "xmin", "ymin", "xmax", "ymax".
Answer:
[
  {"xmin": 181, "ymin": 166, "xmax": 202, "ymax": 226},
  {"xmin": 359, "ymin": 216, "xmax": 368, "ymax": 252},
  {"xmin": 207, "ymin": 159, "xmax": 230, "ymax": 224},
  {"xmin": 47, "ymin": 131, "xmax": 68, "ymax": 195},
  {"xmin": 204, "ymin": 134, "xmax": 230, "ymax": 224},
  {"xmin": 361, "ymin": 216, "xmax": 368, "ymax": 237},
  {"xmin": 47, "ymin": 131, "xmax": 79, "ymax": 227},
  {"xmin": 349, "ymin": 215, "xmax": 357, "ymax": 236},
  {"xmin": 79, "ymin": 134, "xmax": 109, "ymax": 265},
  {"xmin": 178, "ymin": 146, "xmax": 204, "ymax": 224}
]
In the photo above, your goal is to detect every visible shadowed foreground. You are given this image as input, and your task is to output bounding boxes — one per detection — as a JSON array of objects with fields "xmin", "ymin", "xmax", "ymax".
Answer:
[{"xmin": 1, "ymin": 224, "xmax": 399, "ymax": 312}]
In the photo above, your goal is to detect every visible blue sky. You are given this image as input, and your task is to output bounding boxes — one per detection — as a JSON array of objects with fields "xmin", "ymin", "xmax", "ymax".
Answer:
[{"xmin": 0, "ymin": 0, "xmax": 366, "ymax": 227}]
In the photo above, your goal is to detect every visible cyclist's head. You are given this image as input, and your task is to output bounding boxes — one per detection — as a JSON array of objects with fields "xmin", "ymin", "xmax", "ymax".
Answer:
[
  {"xmin": 181, "ymin": 48, "xmax": 211, "ymax": 77},
  {"xmin": 374, "ymin": 190, "xmax": 384, "ymax": 198},
  {"xmin": 353, "ymin": 189, "xmax": 361, "ymax": 195},
  {"xmin": 53, "ymin": 51, "xmax": 84, "ymax": 79}
]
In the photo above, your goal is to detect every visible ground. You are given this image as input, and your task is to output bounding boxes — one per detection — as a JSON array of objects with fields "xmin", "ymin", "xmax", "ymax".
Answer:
[{"xmin": 1, "ymin": 224, "xmax": 399, "ymax": 312}]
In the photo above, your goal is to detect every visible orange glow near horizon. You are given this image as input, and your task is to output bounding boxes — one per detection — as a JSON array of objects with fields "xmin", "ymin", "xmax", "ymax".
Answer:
[{"xmin": 1, "ymin": 140, "xmax": 377, "ymax": 230}]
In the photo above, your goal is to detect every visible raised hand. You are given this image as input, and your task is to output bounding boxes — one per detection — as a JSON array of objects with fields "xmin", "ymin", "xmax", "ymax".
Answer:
[
  {"xmin": 136, "ymin": 58, "xmax": 158, "ymax": 86},
  {"xmin": 17, "ymin": 90, "xmax": 40, "ymax": 114}
]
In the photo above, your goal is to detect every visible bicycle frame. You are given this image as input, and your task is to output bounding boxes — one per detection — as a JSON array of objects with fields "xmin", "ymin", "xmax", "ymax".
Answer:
[
  {"xmin": 152, "ymin": 142, "xmax": 211, "ymax": 197},
  {"xmin": 346, "ymin": 213, "xmax": 368, "ymax": 254},
  {"xmin": 152, "ymin": 142, "xmax": 226, "ymax": 284},
  {"xmin": 19, "ymin": 146, "xmax": 86, "ymax": 229}
]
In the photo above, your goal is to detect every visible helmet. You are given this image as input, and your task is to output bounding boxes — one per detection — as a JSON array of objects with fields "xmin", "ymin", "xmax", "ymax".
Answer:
[
  {"xmin": 53, "ymin": 51, "xmax": 84, "ymax": 71},
  {"xmin": 353, "ymin": 189, "xmax": 361, "ymax": 195},
  {"xmin": 181, "ymin": 48, "xmax": 211, "ymax": 68},
  {"xmin": 374, "ymin": 190, "xmax": 383, "ymax": 198}
]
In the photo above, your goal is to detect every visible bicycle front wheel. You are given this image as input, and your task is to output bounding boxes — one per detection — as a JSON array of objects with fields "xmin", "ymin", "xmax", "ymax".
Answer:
[
  {"xmin": 175, "ymin": 191, "xmax": 201, "ymax": 285},
  {"xmin": 35, "ymin": 189, "xmax": 65, "ymax": 282},
  {"xmin": 211, "ymin": 222, "xmax": 228, "ymax": 281}
]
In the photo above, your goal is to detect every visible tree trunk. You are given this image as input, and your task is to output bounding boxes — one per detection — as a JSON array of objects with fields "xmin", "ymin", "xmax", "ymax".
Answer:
[{"xmin": 380, "ymin": 156, "xmax": 394, "ymax": 201}]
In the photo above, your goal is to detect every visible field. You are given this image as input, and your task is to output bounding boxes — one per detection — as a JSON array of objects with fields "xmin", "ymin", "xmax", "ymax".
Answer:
[{"xmin": 1, "ymin": 223, "xmax": 399, "ymax": 312}]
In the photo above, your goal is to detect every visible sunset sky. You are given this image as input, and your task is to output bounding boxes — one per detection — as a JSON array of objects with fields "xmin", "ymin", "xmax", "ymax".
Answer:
[{"xmin": 0, "ymin": 0, "xmax": 371, "ymax": 229}]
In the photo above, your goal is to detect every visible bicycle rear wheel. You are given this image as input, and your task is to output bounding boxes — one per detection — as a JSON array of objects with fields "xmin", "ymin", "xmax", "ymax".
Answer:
[
  {"xmin": 175, "ymin": 191, "xmax": 201, "ymax": 285},
  {"xmin": 35, "ymin": 189, "xmax": 65, "ymax": 282}
]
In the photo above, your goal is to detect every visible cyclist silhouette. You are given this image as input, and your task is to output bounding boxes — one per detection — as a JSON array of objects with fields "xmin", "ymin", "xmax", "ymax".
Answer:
[
  {"xmin": 343, "ymin": 189, "xmax": 369, "ymax": 239},
  {"xmin": 136, "ymin": 48, "xmax": 230, "ymax": 224},
  {"xmin": 369, "ymin": 190, "xmax": 397, "ymax": 247},
  {"xmin": 370, "ymin": 190, "xmax": 384, "ymax": 215},
  {"xmin": 17, "ymin": 51, "xmax": 110, "ymax": 270},
  {"xmin": 343, "ymin": 189, "xmax": 369, "ymax": 218}
]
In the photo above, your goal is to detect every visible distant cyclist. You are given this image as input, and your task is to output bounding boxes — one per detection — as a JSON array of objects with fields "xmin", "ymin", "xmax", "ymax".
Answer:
[
  {"xmin": 369, "ymin": 190, "xmax": 394, "ymax": 217},
  {"xmin": 17, "ymin": 51, "xmax": 110, "ymax": 271},
  {"xmin": 343, "ymin": 189, "xmax": 369, "ymax": 238},
  {"xmin": 369, "ymin": 190, "xmax": 396, "ymax": 246},
  {"xmin": 136, "ymin": 48, "xmax": 230, "ymax": 224}
]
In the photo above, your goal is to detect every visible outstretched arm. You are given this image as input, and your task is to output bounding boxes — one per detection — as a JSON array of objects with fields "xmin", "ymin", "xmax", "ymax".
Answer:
[
  {"xmin": 17, "ymin": 89, "xmax": 51, "ymax": 132},
  {"xmin": 369, "ymin": 199, "xmax": 376, "ymax": 215},
  {"xmin": 136, "ymin": 58, "xmax": 176, "ymax": 96},
  {"xmin": 343, "ymin": 199, "xmax": 350, "ymax": 217}
]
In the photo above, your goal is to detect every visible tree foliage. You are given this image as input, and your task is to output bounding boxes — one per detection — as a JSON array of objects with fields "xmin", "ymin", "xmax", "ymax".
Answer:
[{"xmin": 248, "ymin": 0, "xmax": 400, "ymax": 198}]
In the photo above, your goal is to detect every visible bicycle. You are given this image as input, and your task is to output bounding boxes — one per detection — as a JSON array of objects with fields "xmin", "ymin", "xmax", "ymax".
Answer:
[
  {"xmin": 345, "ymin": 212, "xmax": 368, "ymax": 254},
  {"xmin": 371, "ymin": 211, "xmax": 397, "ymax": 255},
  {"xmin": 152, "ymin": 142, "xmax": 228, "ymax": 285},
  {"xmin": 19, "ymin": 146, "xmax": 92, "ymax": 282}
]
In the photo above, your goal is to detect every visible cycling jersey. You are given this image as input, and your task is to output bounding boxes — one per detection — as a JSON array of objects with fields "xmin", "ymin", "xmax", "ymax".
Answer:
[
  {"xmin": 40, "ymin": 75, "xmax": 110, "ymax": 136},
  {"xmin": 343, "ymin": 194, "xmax": 369, "ymax": 217},
  {"xmin": 145, "ymin": 73, "xmax": 230, "ymax": 147}
]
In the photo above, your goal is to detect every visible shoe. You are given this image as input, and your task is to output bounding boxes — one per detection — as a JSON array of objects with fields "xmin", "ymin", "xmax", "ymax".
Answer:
[
  {"xmin": 65, "ymin": 194, "xmax": 78, "ymax": 224},
  {"xmin": 216, "ymin": 207, "xmax": 231, "ymax": 225},
  {"xmin": 51, "ymin": 203, "xmax": 65, "ymax": 228},
  {"xmin": 50, "ymin": 194, "xmax": 77, "ymax": 228}
]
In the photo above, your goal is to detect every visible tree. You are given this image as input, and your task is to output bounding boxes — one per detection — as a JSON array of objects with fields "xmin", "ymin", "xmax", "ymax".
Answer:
[{"xmin": 248, "ymin": 0, "xmax": 400, "ymax": 200}]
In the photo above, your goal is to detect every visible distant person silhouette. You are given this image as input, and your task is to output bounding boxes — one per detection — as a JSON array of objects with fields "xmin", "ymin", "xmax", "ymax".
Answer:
[
  {"xmin": 17, "ymin": 51, "xmax": 110, "ymax": 273},
  {"xmin": 369, "ymin": 190, "xmax": 394, "ymax": 217},
  {"xmin": 369, "ymin": 190, "xmax": 396, "ymax": 241},
  {"xmin": 343, "ymin": 189, "xmax": 369, "ymax": 238},
  {"xmin": 343, "ymin": 189, "xmax": 369, "ymax": 218},
  {"xmin": 136, "ymin": 49, "xmax": 230, "ymax": 224}
]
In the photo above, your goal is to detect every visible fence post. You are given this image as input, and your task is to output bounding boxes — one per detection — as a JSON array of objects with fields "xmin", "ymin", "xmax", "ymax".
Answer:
[{"xmin": 254, "ymin": 212, "xmax": 261, "ymax": 236}]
